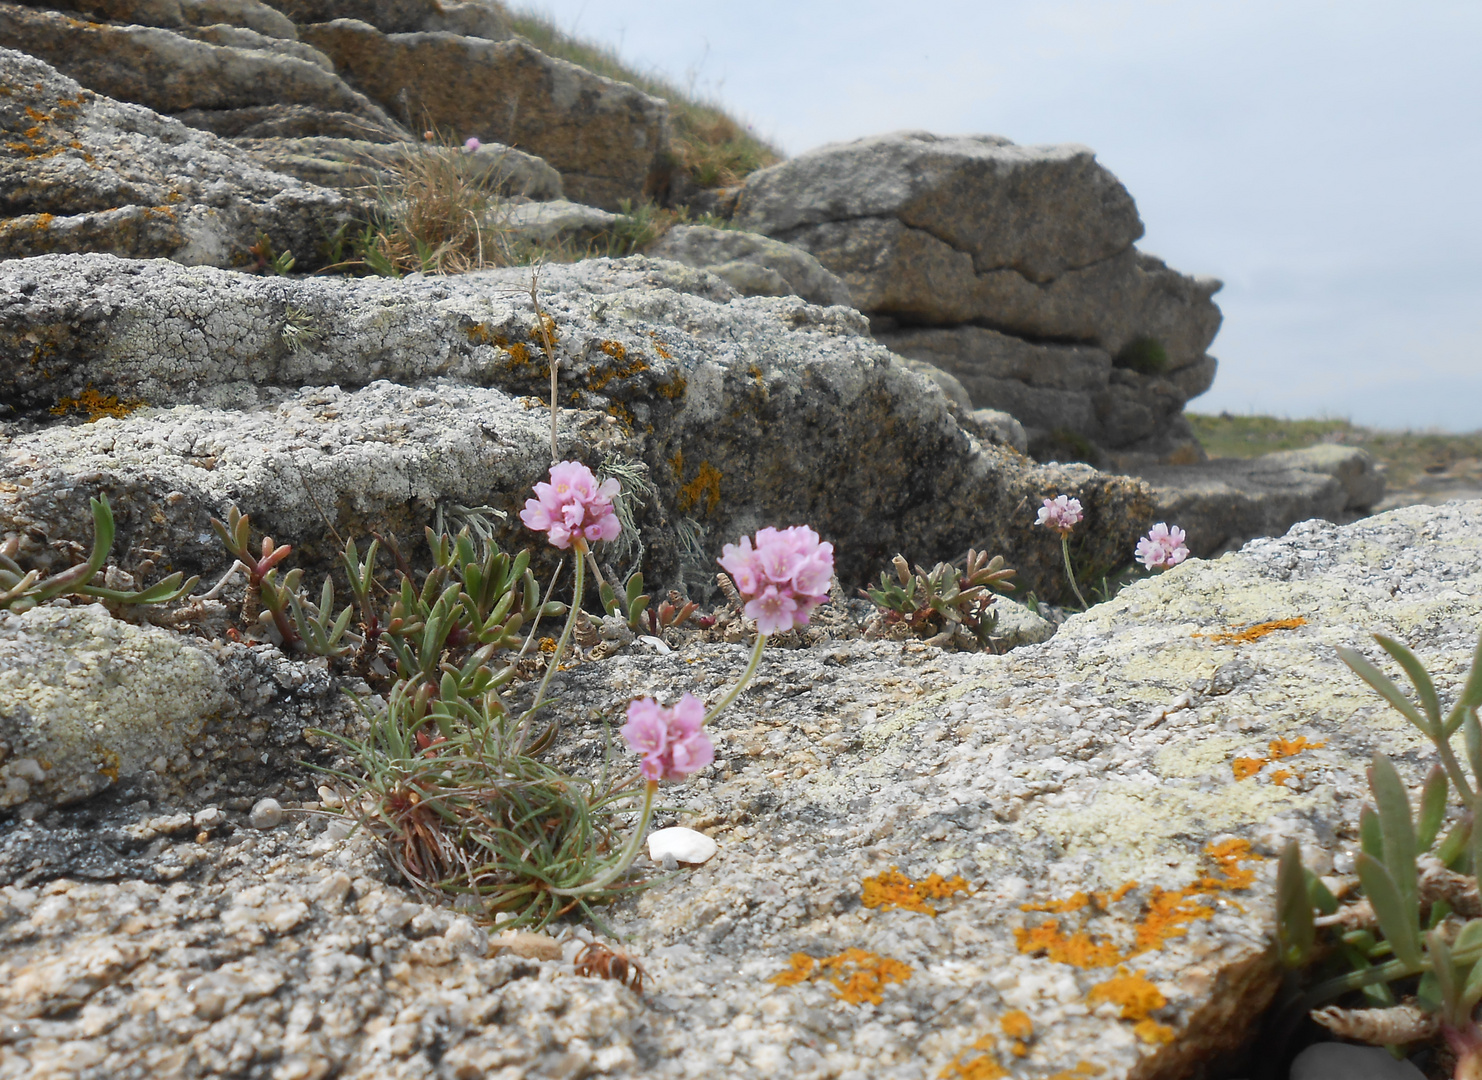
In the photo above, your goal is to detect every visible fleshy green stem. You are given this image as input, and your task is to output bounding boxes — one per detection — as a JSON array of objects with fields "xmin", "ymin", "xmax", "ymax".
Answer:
[
  {"xmin": 1060, "ymin": 534, "xmax": 1090, "ymax": 611},
  {"xmin": 516, "ymin": 541, "xmax": 585, "ymax": 752},
  {"xmin": 550, "ymin": 779, "xmax": 657, "ymax": 897},
  {"xmin": 704, "ymin": 630, "xmax": 767, "ymax": 726}
]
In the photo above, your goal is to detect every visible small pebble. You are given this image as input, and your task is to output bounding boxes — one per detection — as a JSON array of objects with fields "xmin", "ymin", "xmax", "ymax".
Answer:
[
  {"xmin": 249, "ymin": 798, "xmax": 284, "ymax": 830},
  {"xmin": 1290, "ymin": 1043, "xmax": 1425, "ymax": 1080},
  {"xmin": 493, "ymin": 930, "xmax": 562, "ymax": 961},
  {"xmin": 646, "ymin": 826, "xmax": 718, "ymax": 865},
  {"xmin": 192, "ymin": 806, "xmax": 224, "ymax": 830}
]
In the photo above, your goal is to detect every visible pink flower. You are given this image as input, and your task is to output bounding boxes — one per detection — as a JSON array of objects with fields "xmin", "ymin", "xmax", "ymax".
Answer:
[
  {"xmin": 621, "ymin": 694, "xmax": 713, "ymax": 781},
  {"xmin": 1035, "ymin": 495, "xmax": 1084, "ymax": 536},
  {"xmin": 520, "ymin": 461, "xmax": 621, "ymax": 550},
  {"xmin": 718, "ymin": 525, "xmax": 834, "ymax": 635},
  {"xmin": 1135, "ymin": 523, "xmax": 1190, "ymax": 571},
  {"xmin": 463, "ymin": 137, "xmax": 482, "ymax": 153}
]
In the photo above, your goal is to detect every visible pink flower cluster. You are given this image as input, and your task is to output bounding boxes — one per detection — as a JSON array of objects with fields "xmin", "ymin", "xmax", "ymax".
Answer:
[
  {"xmin": 1135, "ymin": 523, "xmax": 1190, "ymax": 571},
  {"xmin": 519, "ymin": 461, "xmax": 621, "ymax": 550},
  {"xmin": 621, "ymin": 694, "xmax": 714, "ymax": 782},
  {"xmin": 718, "ymin": 526, "xmax": 834, "ymax": 635},
  {"xmin": 463, "ymin": 137, "xmax": 482, "ymax": 153},
  {"xmin": 1035, "ymin": 495, "xmax": 1084, "ymax": 535}
]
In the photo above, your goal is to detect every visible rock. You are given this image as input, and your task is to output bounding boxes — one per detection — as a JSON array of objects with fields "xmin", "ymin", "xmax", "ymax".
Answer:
[
  {"xmin": 259, "ymin": 0, "xmax": 511, "ymax": 39},
  {"xmin": 0, "ymin": 2, "xmax": 405, "ymax": 139},
  {"xmin": 5, "ymin": 501, "xmax": 1478, "ymax": 1077},
  {"xmin": 0, "ymin": 49, "xmax": 361, "ymax": 268},
  {"xmin": 175, "ymin": 23, "xmax": 334, "ymax": 70},
  {"xmin": 192, "ymin": 805, "xmax": 225, "ymax": 829},
  {"xmin": 969, "ymin": 408, "xmax": 1029, "ymax": 455},
  {"xmin": 248, "ymin": 796, "xmax": 283, "ymax": 829},
  {"xmin": 731, "ymin": 131, "xmax": 1222, "ymax": 463},
  {"xmin": 646, "ymin": 826, "xmax": 718, "ymax": 866},
  {"xmin": 892, "ymin": 354, "xmax": 974, "ymax": 411},
  {"xmin": 36, "ymin": 0, "xmax": 301, "ymax": 39},
  {"xmin": 230, "ymin": 136, "xmax": 565, "ymax": 198},
  {"xmin": 1289, "ymin": 1044, "xmax": 1425, "ymax": 1080},
  {"xmin": 0, "ymin": 252, "xmax": 1153, "ymax": 603},
  {"xmin": 648, "ymin": 224, "xmax": 851, "ymax": 307},
  {"xmin": 0, "ymin": 603, "xmax": 228, "ymax": 810},
  {"xmin": 500, "ymin": 199, "xmax": 618, "ymax": 247},
  {"xmin": 298, "ymin": 19, "xmax": 669, "ymax": 210},
  {"xmin": 493, "ymin": 930, "xmax": 562, "ymax": 961},
  {"xmin": 1138, "ymin": 445, "xmax": 1385, "ymax": 557},
  {"xmin": 988, "ymin": 597, "xmax": 1054, "ymax": 648}
]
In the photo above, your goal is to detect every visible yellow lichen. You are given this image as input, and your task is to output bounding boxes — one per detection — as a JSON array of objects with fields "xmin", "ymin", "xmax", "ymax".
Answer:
[
  {"xmin": 938, "ymin": 1035, "xmax": 1007, "ymax": 1080},
  {"xmin": 862, "ymin": 867, "xmax": 970, "ymax": 916},
  {"xmin": 999, "ymin": 1011, "xmax": 1033, "ymax": 1040},
  {"xmin": 1194, "ymin": 617, "xmax": 1307, "ymax": 645},
  {"xmin": 1045, "ymin": 1065, "xmax": 1106, "ymax": 1080},
  {"xmin": 587, "ymin": 350, "xmax": 648, "ymax": 392},
  {"xmin": 676, "ymin": 461, "xmax": 722, "ymax": 515},
  {"xmin": 50, "ymin": 386, "xmax": 141, "ymax": 421},
  {"xmin": 656, "ymin": 374, "xmax": 688, "ymax": 399},
  {"xmin": 768, "ymin": 947, "xmax": 912, "ymax": 1005},
  {"xmin": 599, "ymin": 340, "xmax": 626, "ymax": 361},
  {"xmin": 1231, "ymin": 736, "xmax": 1324, "ymax": 784}
]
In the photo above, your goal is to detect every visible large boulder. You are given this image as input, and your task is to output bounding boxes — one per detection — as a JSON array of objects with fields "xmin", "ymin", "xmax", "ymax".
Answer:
[
  {"xmin": 3, "ymin": 500, "xmax": 1479, "ymax": 1077},
  {"xmin": 0, "ymin": 252, "xmax": 1153, "ymax": 602},
  {"xmin": 0, "ymin": 49, "xmax": 359, "ymax": 268},
  {"xmin": 0, "ymin": 1, "xmax": 406, "ymax": 139},
  {"xmin": 648, "ymin": 224, "xmax": 852, "ymax": 308},
  {"xmin": 732, "ymin": 131, "xmax": 1223, "ymax": 465},
  {"xmin": 298, "ymin": 19, "xmax": 669, "ymax": 210}
]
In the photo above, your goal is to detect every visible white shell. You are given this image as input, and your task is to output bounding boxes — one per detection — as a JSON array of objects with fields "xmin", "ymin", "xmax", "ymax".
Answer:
[{"xmin": 646, "ymin": 826, "xmax": 718, "ymax": 865}]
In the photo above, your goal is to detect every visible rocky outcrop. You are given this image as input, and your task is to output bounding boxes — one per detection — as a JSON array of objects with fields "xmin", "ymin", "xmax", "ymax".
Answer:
[
  {"xmin": 0, "ymin": 1, "xmax": 407, "ymax": 139},
  {"xmin": 23, "ymin": 0, "xmax": 301, "ymax": 38},
  {"xmin": 0, "ymin": 49, "xmax": 359, "ymax": 267},
  {"xmin": 648, "ymin": 224, "xmax": 851, "ymax": 307},
  {"xmin": 3, "ymin": 498, "xmax": 1478, "ymax": 1077},
  {"xmin": 732, "ymin": 131, "xmax": 1223, "ymax": 466},
  {"xmin": 259, "ymin": 0, "xmax": 511, "ymax": 39},
  {"xmin": 0, "ymin": 252, "xmax": 1153, "ymax": 602},
  {"xmin": 298, "ymin": 19, "xmax": 669, "ymax": 209}
]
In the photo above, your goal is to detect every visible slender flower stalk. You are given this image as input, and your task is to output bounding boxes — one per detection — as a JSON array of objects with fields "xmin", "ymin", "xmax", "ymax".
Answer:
[
  {"xmin": 515, "ymin": 540, "xmax": 585, "ymax": 751},
  {"xmin": 1059, "ymin": 535, "xmax": 1090, "ymax": 611},
  {"xmin": 1036, "ymin": 496, "xmax": 1089, "ymax": 610},
  {"xmin": 704, "ymin": 632, "xmax": 767, "ymax": 725}
]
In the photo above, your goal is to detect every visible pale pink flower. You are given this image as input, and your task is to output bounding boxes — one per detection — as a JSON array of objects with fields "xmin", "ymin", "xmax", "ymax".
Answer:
[
  {"xmin": 718, "ymin": 525, "xmax": 834, "ymax": 634},
  {"xmin": 1136, "ymin": 523, "xmax": 1190, "ymax": 571},
  {"xmin": 1035, "ymin": 495, "xmax": 1084, "ymax": 536},
  {"xmin": 621, "ymin": 694, "xmax": 713, "ymax": 781},
  {"xmin": 519, "ymin": 461, "xmax": 621, "ymax": 550},
  {"xmin": 463, "ymin": 137, "xmax": 482, "ymax": 153}
]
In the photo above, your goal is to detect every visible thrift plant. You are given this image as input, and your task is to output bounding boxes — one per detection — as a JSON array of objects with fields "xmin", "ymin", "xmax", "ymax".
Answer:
[
  {"xmin": 1036, "ymin": 495, "xmax": 1090, "ymax": 610},
  {"xmin": 1036, "ymin": 495, "xmax": 1192, "ymax": 610},
  {"xmin": 1135, "ymin": 523, "xmax": 1190, "ymax": 571}
]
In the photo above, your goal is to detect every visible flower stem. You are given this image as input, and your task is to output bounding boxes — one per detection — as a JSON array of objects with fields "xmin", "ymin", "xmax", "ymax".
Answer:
[
  {"xmin": 1061, "ymin": 534, "xmax": 1090, "ymax": 611},
  {"xmin": 703, "ymin": 630, "xmax": 767, "ymax": 726},
  {"xmin": 516, "ymin": 540, "xmax": 585, "ymax": 752},
  {"xmin": 550, "ymin": 779, "xmax": 657, "ymax": 897}
]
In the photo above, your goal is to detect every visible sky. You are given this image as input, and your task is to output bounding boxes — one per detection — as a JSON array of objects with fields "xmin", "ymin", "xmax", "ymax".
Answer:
[{"xmin": 516, "ymin": 1, "xmax": 1482, "ymax": 431}]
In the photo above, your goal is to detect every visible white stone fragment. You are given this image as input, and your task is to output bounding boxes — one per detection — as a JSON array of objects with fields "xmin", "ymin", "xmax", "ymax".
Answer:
[
  {"xmin": 249, "ymin": 798, "xmax": 284, "ymax": 830},
  {"xmin": 646, "ymin": 826, "xmax": 718, "ymax": 865}
]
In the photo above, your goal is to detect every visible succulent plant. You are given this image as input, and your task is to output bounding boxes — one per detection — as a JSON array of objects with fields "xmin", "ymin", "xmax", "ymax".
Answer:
[{"xmin": 864, "ymin": 549, "xmax": 1016, "ymax": 648}]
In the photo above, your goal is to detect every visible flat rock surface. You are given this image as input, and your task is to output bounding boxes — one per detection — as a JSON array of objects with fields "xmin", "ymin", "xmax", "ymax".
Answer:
[{"xmin": 2, "ymin": 501, "xmax": 1478, "ymax": 1078}]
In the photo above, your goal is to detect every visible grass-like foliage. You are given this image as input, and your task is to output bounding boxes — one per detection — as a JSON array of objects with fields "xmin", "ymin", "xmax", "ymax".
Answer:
[{"xmin": 1276, "ymin": 628, "xmax": 1482, "ymax": 1073}]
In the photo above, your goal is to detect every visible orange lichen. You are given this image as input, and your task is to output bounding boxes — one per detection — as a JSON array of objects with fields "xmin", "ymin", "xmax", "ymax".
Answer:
[
  {"xmin": 1194, "ymin": 617, "xmax": 1307, "ymax": 645},
  {"xmin": 768, "ymin": 948, "xmax": 912, "ymax": 1005},
  {"xmin": 505, "ymin": 342, "xmax": 531, "ymax": 365},
  {"xmin": 1087, "ymin": 969, "xmax": 1176, "ymax": 1044},
  {"xmin": 656, "ymin": 374, "xmax": 688, "ymax": 399},
  {"xmin": 862, "ymin": 867, "xmax": 970, "ymax": 916},
  {"xmin": 1000, "ymin": 1011, "xmax": 1033, "ymax": 1040},
  {"xmin": 1231, "ymin": 736, "xmax": 1324, "ymax": 783},
  {"xmin": 939, "ymin": 1035, "xmax": 1007, "ymax": 1080},
  {"xmin": 1045, "ymin": 1066, "xmax": 1106, "ymax": 1080},
  {"xmin": 1271, "ymin": 769, "xmax": 1293, "ymax": 787},
  {"xmin": 1133, "ymin": 1019, "xmax": 1176, "ymax": 1045},
  {"xmin": 530, "ymin": 313, "xmax": 558, "ymax": 346},
  {"xmin": 669, "ymin": 450, "xmax": 684, "ymax": 477},
  {"xmin": 677, "ymin": 461, "xmax": 722, "ymax": 515},
  {"xmin": 587, "ymin": 351, "xmax": 648, "ymax": 392},
  {"xmin": 50, "ymin": 386, "xmax": 141, "ymax": 421},
  {"xmin": 647, "ymin": 333, "xmax": 673, "ymax": 360},
  {"xmin": 1269, "ymin": 736, "xmax": 1324, "ymax": 760},
  {"xmin": 1231, "ymin": 757, "xmax": 1264, "ymax": 780},
  {"xmin": 1017, "ymin": 840, "xmax": 1262, "ymax": 968},
  {"xmin": 599, "ymin": 339, "xmax": 627, "ymax": 361}
]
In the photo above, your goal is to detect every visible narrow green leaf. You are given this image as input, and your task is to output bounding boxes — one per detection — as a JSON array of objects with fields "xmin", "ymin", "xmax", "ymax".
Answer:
[
  {"xmin": 1376, "ymin": 634, "xmax": 1442, "ymax": 727},
  {"xmin": 1471, "ymin": 794, "xmax": 1482, "ymax": 889},
  {"xmin": 1307, "ymin": 870, "xmax": 1339, "ymax": 916},
  {"xmin": 1370, "ymin": 754, "xmax": 1418, "ymax": 919},
  {"xmin": 1466, "ymin": 712, "xmax": 1482, "ymax": 788},
  {"xmin": 1418, "ymin": 765, "xmax": 1450, "ymax": 852},
  {"xmin": 1428, "ymin": 929, "xmax": 1464, "ymax": 1026},
  {"xmin": 1455, "ymin": 919, "xmax": 1482, "ymax": 959},
  {"xmin": 1276, "ymin": 841, "xmax": 1315, "ymax": 967},
  {"xmin": 1360, "ymin": 805, "xmax": 1384, "ymax": 863},
  {"xmin": 1355, "ymin": 852, "xmax": 1422, "ymax": 969},
  {"xmin": 1438, "ymin": 817, "xmax": 1473, "ymax": 871},
  {"xmin": 1338, "ymin": 645, "xmax": 1436, "ymax": 737},
  {"xmin": 1463, "ymin": 958, "xmax": 1482, "ymax": 1014},
  {"xmin": 1451, "ymin": 627, "xmax": 1482, "ymax": 716}
]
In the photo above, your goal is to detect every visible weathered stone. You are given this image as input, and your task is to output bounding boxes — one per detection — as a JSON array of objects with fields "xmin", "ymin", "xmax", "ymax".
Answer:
[
  {"xmin": 1139, "ymin": 445, "xmax": 1385, "ymax": 557},
  {"xmin": 0, "ymin": 252, "xmax": 1152, "ymax": 602},
  {"xmin": 176, "ymin": 22, "xmax": 332, "ymax": 69},
  {"xmin": 173, "ymin": 103, "xmax": 407, "ymax": 140},
  {"xmin": 499, "ymin": 198, "xmax": 617, "ymax": 247},
  {"xmin": 0, "ymin": 603, "xmax": 228, "ymax": 810},
  {"xmin": 298, "ymin": 19, "xmax": 669, "ymax": 209},
  {"xmin": 0, "ymin": 2, "xmax": 402, "ymax": 137},
  {"xmin": 0, "ymin": 49, "xmax": 361, "ymax": 268},
  {"xmin": 232, "ymin": 136, "xmax": 564, "ymax": 198},
  {"xmin": 969, "ymin": 408, "xmax": 1029, "ymax": 455},
  {"xmin": 648, "ymin": 224, "xmax": 851, "ymax": 307},
  {"xmin": 19, "ymin": 0, "xmax": 300, "ymax": 38},
  {"xmin": 260, "ymin": 0, "xmax": 510, "ymax": 39}
]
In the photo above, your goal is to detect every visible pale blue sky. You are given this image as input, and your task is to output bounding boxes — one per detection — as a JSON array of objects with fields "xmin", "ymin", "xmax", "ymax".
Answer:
[{"xmin": 518, "ymin": 1, "xmax": 1482, "ymax": 431}]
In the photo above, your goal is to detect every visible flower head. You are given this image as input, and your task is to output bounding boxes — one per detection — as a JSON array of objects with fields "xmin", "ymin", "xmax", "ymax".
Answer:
[
  {"xmin": 621, "ymin": 694, "xmax": 713, "ymax": 782},
  {"xmin": 1035, "ymin": 495, "xmax": 1083, "ymax": 536},
  {"xmin": 462, "ymin": 137, "xmax": 482, "ymax": 153},
  {"xmin": 718, "ymin": 525, "xmax": 834, "ymax": 635},
  {"xmin": 519, "ymin": 461, "xmax": 621, "ymax": 550},
  {"xmin": 1135, "ymin": 523, "xmax": 1190, "ymax": 571}
]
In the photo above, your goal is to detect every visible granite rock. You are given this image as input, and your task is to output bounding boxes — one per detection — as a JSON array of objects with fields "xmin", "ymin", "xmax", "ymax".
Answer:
[
  {"xmin": 0, "ymin": 49, "xmax": 361, "ymax": 268},
  {"xmin": 260, "ymin": 0, "xmax": 511, "ymax": 39},
  {"xmin": 22, "ymin": 0, "xmax": 301, "ymax": 38},
  {"xmin": 648, "ymin": 224, "xmax": 852, "ymax": 308},
  {"xmin": 299, "ymin": 19, "xmax": 669, "ymax": 209}
]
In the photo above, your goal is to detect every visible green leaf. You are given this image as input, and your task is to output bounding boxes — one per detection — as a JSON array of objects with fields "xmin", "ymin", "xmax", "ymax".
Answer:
[
  {"xmin": 1418, "ymin": 765, "xmax": 1450, "ymax": 852},
  {"xmin": 1376, "ymin": 635, "xmax": 1442, "ymax": 727},
  {"xmin": 1456, "ymin": 919, "xmax": 1482, "ymax": 959},
  {"xmin": 598, "ymin": 580, "xmax": 619, "ymax": 616},
  {"xmin": 1466, "ymin": 712, "xmax": 1482, "ymax": 788},
  {"xmin": 1355, "ymin": 851, "xmax": 1422, "ymax": 969},
  {"xmin": 1438, "ymin": 817, "xmax": 1473, "ymax": 871},
  {"xmin": 1370, "ymin": 754, "xmax": 1418, "ymax": 919},
  {"xmin": 1471, "ymin": 794, "xmax": 1482, "ymax": 889},
  {"xmin": 1446, "ymin": 628, "xmax": 1482, "ymax": 736},
  {"xmin": 1307, "ymin": 870, "xmax": 1339, "ymax": 916},
  {"xmin": 1360, "ymin": 804, "xmax": 1384, "ymax": 863},
  {"xmin": 1276, "ymin": 840, "xmax": 1315, "ymax": 967},
  {"xmin": 1428, "ymin": 929, "xmax": 1464, "ymax": 1026},
  {"xmin": 1338, "ymin": 645, "xmax": 1436, "ymax": 738}
]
